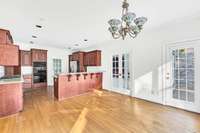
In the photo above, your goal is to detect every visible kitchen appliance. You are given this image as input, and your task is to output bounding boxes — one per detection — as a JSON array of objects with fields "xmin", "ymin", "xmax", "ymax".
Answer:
[
  {"xmin": 33, "ymin": 62, "xmax": 47, "ymax": 83},
  {"xmin": 70, "ymin": 61, "xmax": 79, "ymax": 73}
]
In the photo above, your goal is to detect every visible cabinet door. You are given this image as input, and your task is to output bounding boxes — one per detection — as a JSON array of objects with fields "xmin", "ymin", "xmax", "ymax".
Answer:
[
  {"xmin": 0, "ymin": 30, "xmax": 13, "ymax": 44},
  {"xmin": 6, "ymin": 32, "xmax": 13, "ymax": 44},
  {"xmin": 21, "ymin": 51, "xmax": 31, "ymax": 66},
  {"xmin": 41, "ymin": 50, "xmax": 47, "ymax": 61},
  {"xmin": 83, "ymin": 51, "xmax": 101, "ymax": 66},
  {"xmin": 0, "ymin": 31, "xmax": 6, "ymax": 44},
  {"xmin": 31, "ymin": 49, "xmax": 47, "ymax": 62},
  {"xmin": 24, "ymin": 52, "xmax": 31, "ymax": 65},
  {"xmin": 0, "ymin": 44, "xmax": 19, "ymax": 66}
]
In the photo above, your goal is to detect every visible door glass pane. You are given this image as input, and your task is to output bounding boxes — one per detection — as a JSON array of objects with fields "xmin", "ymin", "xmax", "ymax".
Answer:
[
  {"xmin": 179, "ymin": 59, "xmax": 186, "ymax": 68},
  {"xmin": 180, "ymin": 91, "xmax": 186, "ymax": 100},
  {"xmin": 173, "ymin": 89, "xmax": 179, "ymax": 99},
  {"xmin": 171, "ymin": 48, "xmax": 195, "ymax": 102},
  {"xmin": 179, "ymin": 49, "xmax": 186, "ymax": 58},
  {"xmin": 179, "ymin": 69, "xmax": 186, "ymax": 80},
  {"xmin": 187, "ymin": 58, "xmax": 194, "ymax": 68},
  {"xmin": 187, "ymin": 81, "xmax": 194, "ymax": 91},
  {"xmin": 187, "ymin": 92, "xmax": 194, "ymax": 102},
  {"xmin": 187, "ymin": 48, "xmax": 194, "ymax": 59},
  {"xmin": 187, "ymin": 69, "xmax": 194, "ymax": 81},
  {"xmin": 173, "ymin": 80, "xmax": 178, "ymax": 89},
  {"xmin": 173, "ymin": 69, "xmax": 178, "ymax": 79},
  {"xmin": 179, "ymin": 80, "xmax": 186, "ymax": 90}
]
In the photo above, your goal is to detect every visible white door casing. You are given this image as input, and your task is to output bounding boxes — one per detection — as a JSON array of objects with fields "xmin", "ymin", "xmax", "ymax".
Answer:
[{"xmin": 111, "ymin": 51, "xmax": 133, "ymax": 95}]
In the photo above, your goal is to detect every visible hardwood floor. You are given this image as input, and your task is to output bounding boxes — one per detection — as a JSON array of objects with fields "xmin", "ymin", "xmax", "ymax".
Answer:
[{"xmin": 0, "ymin": 88, "xmax": 200, "ymax": 133}]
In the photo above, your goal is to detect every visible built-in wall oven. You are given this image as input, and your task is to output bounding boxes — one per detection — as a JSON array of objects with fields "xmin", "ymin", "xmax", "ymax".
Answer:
[{"xmin": 33, "ymin": 62, "xmax": 47, "ymax": 83}]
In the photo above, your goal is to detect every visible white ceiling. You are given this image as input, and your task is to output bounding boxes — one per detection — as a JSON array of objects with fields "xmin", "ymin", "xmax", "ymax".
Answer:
[{"xmin": 0, "ymin": 0, "xmax": 200, "ymax": 49}]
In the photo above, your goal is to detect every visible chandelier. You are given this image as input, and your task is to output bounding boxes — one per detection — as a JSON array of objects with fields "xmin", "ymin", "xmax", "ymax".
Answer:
[{"xmin": 108, "ymin": 0, "xmax": 147, "ymax": 40}]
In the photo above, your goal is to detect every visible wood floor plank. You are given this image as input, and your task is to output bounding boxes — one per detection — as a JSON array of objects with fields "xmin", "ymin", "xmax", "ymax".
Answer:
[{"xmin": 0, "ymin": 88, "xmax": 200, "ymax": 133}]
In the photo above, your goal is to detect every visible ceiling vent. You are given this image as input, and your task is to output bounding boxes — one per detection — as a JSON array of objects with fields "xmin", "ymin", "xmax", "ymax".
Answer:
[
  {"xmin": 32, "ymin": 35, "xmax": 37, "ymax": 38},
  {"xmin": 35, "ymin": 25, "xmax": 42, "ymax": 28}
]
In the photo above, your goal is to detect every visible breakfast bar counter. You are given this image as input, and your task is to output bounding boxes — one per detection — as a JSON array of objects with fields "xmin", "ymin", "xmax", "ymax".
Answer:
[{"xmin": 54, "ymin": 72, "xmax": 103, "ymax": 101}]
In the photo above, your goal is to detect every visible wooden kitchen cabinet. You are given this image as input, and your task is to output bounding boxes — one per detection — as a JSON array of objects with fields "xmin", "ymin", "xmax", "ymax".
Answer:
[
  {"xmin": 31, "ymin": 49, "xmax": 47, "ymax": 62},
  {"xmin": 0, "ymin": 44, "xmax": 19, "ymax": 66},
  {"xmin": 20, "ymin": 50, "xmax": 31, "ymax": 66},
  {"xmin": 69, "ymin": 51, "xmax": 86, "ymax": 72},
  {"xmin": 0, "ymin": 29, "xmax": 13, "ymax": 44},
  {"xmin": 0, "ymin": 83, "xmax": 23, "ymax": 117},
  {"xmin": 23, "ymin": 75, "xmax": 32, "ymax": 90},
  {"xmin": 84, "ymin": 50, "xmax": 101, "ymax": 66}
]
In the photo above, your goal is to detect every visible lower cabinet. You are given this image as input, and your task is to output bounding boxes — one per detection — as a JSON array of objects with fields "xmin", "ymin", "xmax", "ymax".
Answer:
[
  {"xmin": 32, "ymin": 83, "xmax": 47, "ymax": 88},
  {"xmin": 0, "ymin": 83, "xmax": 23, "ymax": 117},
  {"xmin": 22, "ymin": 75, "xmax": 32, "ymax": 91}
]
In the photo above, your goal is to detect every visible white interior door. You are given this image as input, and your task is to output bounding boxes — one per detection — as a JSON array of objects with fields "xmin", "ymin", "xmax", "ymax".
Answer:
[
  {"xmin": 165, "ymin": 41, "xmax": 200, "ymax": 113},
  {"xmin": 112, "ymin": 53, "xmax": 131, "ymax": 94}
]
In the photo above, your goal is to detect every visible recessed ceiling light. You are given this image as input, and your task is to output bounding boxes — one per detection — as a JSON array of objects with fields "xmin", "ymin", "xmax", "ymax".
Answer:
[
  {"xmin": 84, "ymin": 39, "xmax": 88, "ymax": 42},
  {"xmin": 32, "ymin": 35, "xmax": 37, "ymax": 38},
  {"xmin": 35, "ymin": 25, "xmax": 42, "ymax": 28},
  {"xmin": 30, "ymin": 41, "xmax": 34, "ymax": 44}
]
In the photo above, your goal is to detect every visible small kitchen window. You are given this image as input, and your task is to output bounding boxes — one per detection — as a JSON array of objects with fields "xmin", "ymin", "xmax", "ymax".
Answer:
[{"xmin": 53, "ymin": 59, "xmax": 62, "ymax": 75}]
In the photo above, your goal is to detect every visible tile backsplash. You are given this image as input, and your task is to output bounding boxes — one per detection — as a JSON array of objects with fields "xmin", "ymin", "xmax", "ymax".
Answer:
[{"xmin": 0, "ymin": 66, "xmax": 5, "ymax": 78}]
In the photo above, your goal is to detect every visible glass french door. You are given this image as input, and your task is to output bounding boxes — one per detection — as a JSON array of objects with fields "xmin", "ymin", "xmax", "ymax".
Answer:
[
  {"xmin": 112, "ymin": 53, "xmax": 130, "ymax": 91},
  {"xmin": 166, "ymin": 41, "xmax": 200, "ymax": 113}
]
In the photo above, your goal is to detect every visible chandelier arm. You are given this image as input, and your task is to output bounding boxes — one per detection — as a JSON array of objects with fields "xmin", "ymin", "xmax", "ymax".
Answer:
[{"xmin": 128, "ymin": 32, "xmax": 137, "ymax": 38}]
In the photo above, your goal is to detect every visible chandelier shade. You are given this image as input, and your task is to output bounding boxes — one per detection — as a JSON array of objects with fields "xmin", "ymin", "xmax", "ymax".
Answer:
[
  {"xmin": 122, "ymin": 12, "xmax": 136, "ymax": 25},
  {"xmin": 108, "ymin": 0, "xmax": 147, "ymax": 40},
  {"xmin": 134, "ymin": 17, "xmax": 148, "ymax": 27}
]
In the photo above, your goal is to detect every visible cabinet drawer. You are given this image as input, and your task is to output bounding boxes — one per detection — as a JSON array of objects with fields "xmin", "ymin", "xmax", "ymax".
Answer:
[
  {"xmin": 23, "ymin": 75, "xmax": 32, "ymax": 83},
  {"xmin": 23, "ymin": 83, "xmax": 32, "ymax": 89},
  {"xmin": 24, "ymin": 78, "xmax": 32, "ymax": 83}
]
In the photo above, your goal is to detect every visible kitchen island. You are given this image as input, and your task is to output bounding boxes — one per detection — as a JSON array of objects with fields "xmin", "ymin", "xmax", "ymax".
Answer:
[
  {"xmin": 0, "ymin": 76, "xmax": 23, "ymax": 117},
  {"xmin": 54, "ymin": 72, "xmax": 103, "ymax": 101}
]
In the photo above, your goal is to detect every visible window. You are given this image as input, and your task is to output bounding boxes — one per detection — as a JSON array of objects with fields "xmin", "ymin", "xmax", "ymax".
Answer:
[{"xmin": 53, "ymin": 59, "xmax": 62, "ymax": 75}]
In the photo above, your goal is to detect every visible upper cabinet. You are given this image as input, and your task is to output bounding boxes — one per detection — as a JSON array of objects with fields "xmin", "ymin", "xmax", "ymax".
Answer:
[
  {"xmin": 0, "ymin": 29, "xmax": 13, "ymax": 44},
  {"xmin": 84, "ymin": 50, "xmax": 101, "ymax": 66},
  {"xmin": 69, "ymin": 51, "xmax": 86, "ymax": 72},
  {"xmin": 0, "ymin": 44, "xmax": 19, "ymax": 66},
  {"xmin": 31, "ymin": 49, "xmax": 47, "ymax": 62},
  {"xmin": 20, "ymin": 50, "xmax": 31, "ymax": 66},
  {"xmin": 69, "ymin": 50, "xmax": 101, "ymax": 72}
]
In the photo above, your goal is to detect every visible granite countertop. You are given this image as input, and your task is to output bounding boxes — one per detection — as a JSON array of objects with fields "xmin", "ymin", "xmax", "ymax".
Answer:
[
  {"xmin": 0, "ymin": 75, "xmax": 24, "ymax": 85},
  {"xmin": 54, "ymin": 71, "xmax": 105, "ymax": 78}
]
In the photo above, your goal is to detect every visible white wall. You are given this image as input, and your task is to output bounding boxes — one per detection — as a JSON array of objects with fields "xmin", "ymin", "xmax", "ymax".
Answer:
[
  {"xmin": 80, "ymin": 16, "xmax": 200, "ymax": 104},
  {"xmin": 17, "ymin": 43, "xmax": 72, "ymax": 86}
]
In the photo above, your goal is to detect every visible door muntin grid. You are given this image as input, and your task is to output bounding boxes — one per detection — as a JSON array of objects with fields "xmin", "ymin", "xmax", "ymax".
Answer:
[
  {"xmin": 112, "ymin": 55, "xmax": 119, "ymax": 88},
  {"xmin": 112, "ymin": 55, "xmax": 119, "ymax": 78},
  {"xmin": 112, "ymin": 54, "xmax": 130, "ymax": 90},
  {"xmin": 172, "ymin": 48, "xmax": 195, "ymax": 102}
]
